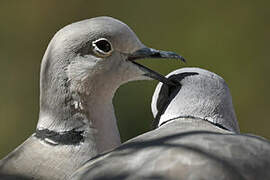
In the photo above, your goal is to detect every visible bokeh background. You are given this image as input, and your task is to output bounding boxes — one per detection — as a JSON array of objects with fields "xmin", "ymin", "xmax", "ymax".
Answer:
[{"xmin": 0, "ymin": 0, "xmax": 269, "ymax": 158}]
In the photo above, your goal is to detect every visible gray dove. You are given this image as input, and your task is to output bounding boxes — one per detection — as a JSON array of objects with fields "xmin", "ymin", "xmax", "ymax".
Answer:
[
  {"xmin": 0, "ymin": 16, "xmax": 185, "ymax": 180},
  {"xmin": 71, "ymin": 68, "xmax": 270, "ymax": 180}
]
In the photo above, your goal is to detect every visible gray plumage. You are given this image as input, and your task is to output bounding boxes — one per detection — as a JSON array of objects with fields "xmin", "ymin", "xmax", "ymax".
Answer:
[
  {"xmin": 0, "ymin": 17, "xmax": 184, "ymax": 180},
  {"xmin": 71, "ymin": 68, "xmax": 270, "ymax": 180}
]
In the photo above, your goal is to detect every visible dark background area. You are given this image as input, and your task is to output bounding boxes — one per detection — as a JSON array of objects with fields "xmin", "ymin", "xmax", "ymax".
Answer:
[{"xmin": 0, "ymin": 0, "xmax": 269, "ymax": 158}]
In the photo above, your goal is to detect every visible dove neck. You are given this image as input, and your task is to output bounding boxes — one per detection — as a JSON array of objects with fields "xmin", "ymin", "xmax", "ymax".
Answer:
[
  {"xmin": 37, "ymin": 79, "xmax": 121, "ymax": 152},
  {"xmin": 37, "ymin": 52, "xmax": 121, "ymax": 154}
]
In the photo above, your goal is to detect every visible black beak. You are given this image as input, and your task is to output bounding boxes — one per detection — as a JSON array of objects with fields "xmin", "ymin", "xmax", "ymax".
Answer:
[{"xmin": 127, "ymin": 47, "xmax": 186, "ymax": 86}]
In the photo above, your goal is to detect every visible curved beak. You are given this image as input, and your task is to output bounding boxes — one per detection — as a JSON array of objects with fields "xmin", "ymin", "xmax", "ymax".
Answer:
[{"xmin": 127, "ymin": 47, "xmax": 186, "ymax": 86}]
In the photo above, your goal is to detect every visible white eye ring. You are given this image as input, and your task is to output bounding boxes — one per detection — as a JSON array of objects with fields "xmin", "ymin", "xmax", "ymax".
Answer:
[{"xmin": 92, "ymin": 38, "xmax": 113, "ymax": 57}]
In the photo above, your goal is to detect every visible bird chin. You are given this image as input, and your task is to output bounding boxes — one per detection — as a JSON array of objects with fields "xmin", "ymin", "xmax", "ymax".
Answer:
[
  {"xmin": 129, "ymin": 74, "xmax": 153, "ymax": 82},
  {"xmin": 130, "ymin": 61, "xmax": 173, "ymax": 86}
]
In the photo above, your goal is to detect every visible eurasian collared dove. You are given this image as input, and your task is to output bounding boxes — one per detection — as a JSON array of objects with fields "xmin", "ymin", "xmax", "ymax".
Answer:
[
  {"xmin": 71, "ymin": 68, "xmax": 270, "ymax": 180},
  {"xmin": 0, "ymin": 16, "xmax": 185, "ymax": 180}
]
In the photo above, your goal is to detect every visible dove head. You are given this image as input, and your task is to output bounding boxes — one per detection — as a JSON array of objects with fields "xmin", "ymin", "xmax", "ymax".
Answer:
[
  {"xmin": 38, "ymin": 16, "xmax": 185, "ymax": 131},
  {"xmin": 151, "ymin": 68, "xmax": 240, "ymax": 133}
]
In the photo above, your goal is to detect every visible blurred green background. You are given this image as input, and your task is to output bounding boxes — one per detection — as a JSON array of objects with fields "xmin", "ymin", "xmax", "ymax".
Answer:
[{"xmin": 0, "ymin": 0, "xmax": 269, "ymax": 158}]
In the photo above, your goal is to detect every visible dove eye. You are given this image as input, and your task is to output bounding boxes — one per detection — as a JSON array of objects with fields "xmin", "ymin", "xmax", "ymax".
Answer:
[{"xmin": 92, "ymin": 38, "xmax": 113, "ymax": 57}]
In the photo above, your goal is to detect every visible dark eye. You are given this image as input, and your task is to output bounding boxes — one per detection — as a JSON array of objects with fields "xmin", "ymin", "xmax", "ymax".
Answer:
[
  {"xmin": 92, "ymin": 38, "xmax": 113, "ymax": 57},
  {"xmin": 95, "ymin": 39, "xmax": 111, "ymax": 52}
]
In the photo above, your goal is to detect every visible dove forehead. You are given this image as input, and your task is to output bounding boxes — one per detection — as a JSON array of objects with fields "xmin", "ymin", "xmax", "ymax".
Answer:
[{"xmin": 52, "ymin": 16, "xmax": 143, "ymax": 53}]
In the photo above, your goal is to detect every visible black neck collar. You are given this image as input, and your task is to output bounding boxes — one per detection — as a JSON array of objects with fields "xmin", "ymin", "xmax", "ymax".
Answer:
[{"xmin": 35, "ymin": 128, "xmax": 84, "ymax": 145}]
